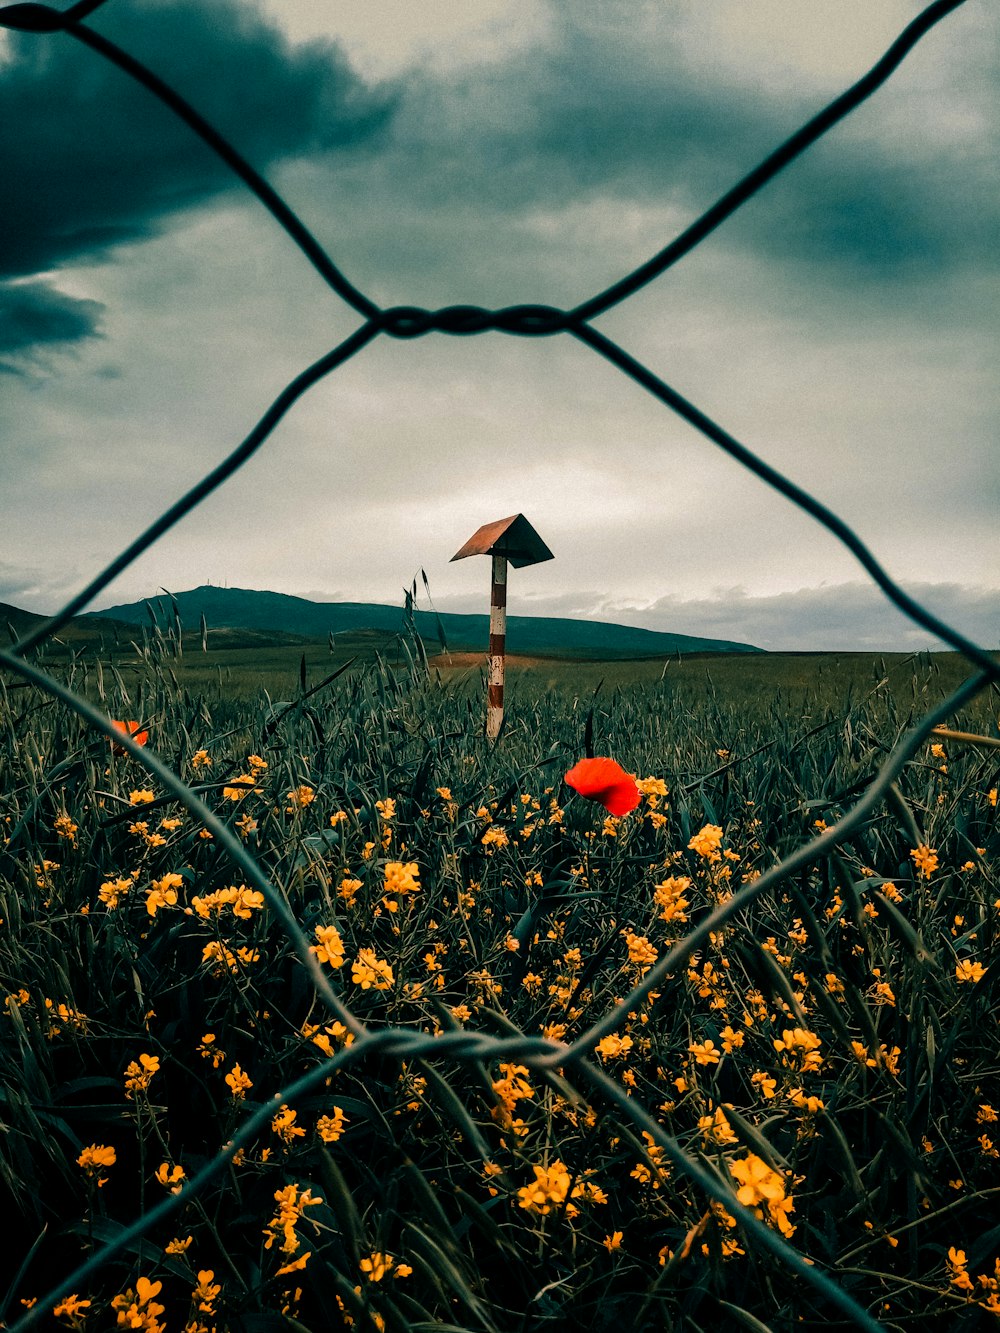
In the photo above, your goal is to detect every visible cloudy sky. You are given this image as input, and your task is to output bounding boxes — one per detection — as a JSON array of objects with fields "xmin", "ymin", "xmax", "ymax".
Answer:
[{"xmin": 1, "ymin": 0, "xmax": 996, "ymax": 650}]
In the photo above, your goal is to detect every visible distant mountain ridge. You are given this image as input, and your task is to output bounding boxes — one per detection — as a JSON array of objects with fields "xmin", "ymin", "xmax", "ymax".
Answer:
[{"xmin": 85, "ymin": 585, "xmax": 762, "ymax": 658}]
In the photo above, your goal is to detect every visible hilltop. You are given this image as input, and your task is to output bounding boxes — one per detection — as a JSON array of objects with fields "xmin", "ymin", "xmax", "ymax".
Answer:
[{"xmin": 83, "ymin": 585, "xmax": 762, "ymax": 659}]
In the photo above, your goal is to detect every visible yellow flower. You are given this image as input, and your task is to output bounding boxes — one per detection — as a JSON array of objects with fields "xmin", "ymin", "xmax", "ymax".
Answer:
[
  {"xmin": 720, "ymin": 1025, "xmax": 744, "ymax": 1052},
  {"xmin": 751, "ymin": 1071, "xmax": 777, "ymax": 1099},
  {"xmin": 272, "ymin": 1104, "xmax": 306, "ymax": 1143},
  {"xmin": 165, "ymin": 1235, "xmax": 193, "ymax": 1255},
  {"xmin": 360, "ymin": 1252, "xmax": 412, "ymax": 1282},
  {"xmin": 99, "ymin": 876, "xmax": 134, "ymax": 909},
  {"xmin": 276, "ymin": 1252, "xmax": 311, "ymax": 1276},
  {"xmin": 788, "ymin": 1088, "xmax": 825, "ymax": 1114},
  {"xmin": 698, "ymin": 1107, "xmax": 738, "ymax": 1145},
  {"xmin": 192, "ymin": 1270, "xmax": 221, "ymax": 1315},
  {"xmin": 624, "ymin": 931, "xmax": 658, "ymax": 968},
  {"xmin": 52, "ymin": 1294, "xmax": 92, "ymax": 1322},
  {"xmin": 688, "ymin": 824, "xmax": 723, "ymax": 860},
  {"xmin": 729, "ymin": 1153, "xmax": 795, "ymax": 1236},
  {"xmin": 653, "ymin": 875, "xmax": 691, "ymax": 923},
  {"xmin": 124, "ymin": 1052, "xmax": 160, "ymax": 1098},
  {"xmin": 155, "ymin": 1161, "xmax": 186, "ymax": 1193},
  {"xmin": 602, "ymin": 1231, "xmax": 624, "ymax": 1252},
  {"xmin": 146, "ymin": 872, "xmax": 183, "ymax": 916},
  {"xmin": 352, "ymin": 949, "xmax": 394, "ymax": 991},
  {"xmin": 190, "ymin": 749, "xmax": 212, "ymax": 770},
  {"xmin": 77, "ymin": 1143, "xmax": 116, "ymax": 1185},
  {"xmin": 595, "ymin": 1033, "xmax": 633, "ymax": 1061},
  {"xmin": 689, "ymin": 1039, "xmax": 721, "ymax": 1066},
  {"xmin": 956, "ymin": 959, "xmax": 986, "ymax": 984},
  {"xmin": 54, "ymin": 813, "xmax": 78, "ymax": 845},
  {"xmin": 316, "ymin": 1107, "xmax": 348, "ymax": 1142},
  {"xmin": 310, "ymin": 924, "xmax": 346, "ymax": 969},
  {"xmin": 516, "ymin": 1161, "xmax": 582, "ymax": 1215},
  {"xmin": 263, "ymin": 1183, "xmax": 323, "ymax": 1255},
  {"xmin": 773, "ymin": 1027, "xmax": 823, "ymax": 1072},
  {"xmin": 910, "ymin": 844, "xmax": 939, "ymax": 879},
  {"xmin": 286, "ymin": 785, "xmax": 315, "ymax": 813},
  {"xmin": 225, "ymin": 1064, "xmax": 253, "ymax": 1099},
  {"xmin": 129, "ymin": 789, "xmax": 155, "ymax": 806},
  {"xmin": 223, "ymin": 774, "xmax": 256, "ymax": 801}
]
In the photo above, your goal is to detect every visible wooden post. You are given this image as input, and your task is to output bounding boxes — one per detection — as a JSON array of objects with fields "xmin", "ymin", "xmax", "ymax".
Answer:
[
  {"xmin": 487, "ymin": 553, "xmax": 507, "ymax": 741},
  {"xmin": 450, "ymin": 514, "xmax": 553, "ymax": 744}
]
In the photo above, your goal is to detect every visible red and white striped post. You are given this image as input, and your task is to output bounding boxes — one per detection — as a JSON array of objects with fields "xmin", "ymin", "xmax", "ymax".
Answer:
[
  {"xmin": 450, "ymin": 514, "xmax": 554, "ymax": 744},
  {"xmin": 487, "ymin": 553, "xmax": 508, "ymax": 741}
]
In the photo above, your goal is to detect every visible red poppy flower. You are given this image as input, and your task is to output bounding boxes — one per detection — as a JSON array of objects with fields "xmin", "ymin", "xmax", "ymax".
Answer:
[
  {"xmin": 564, "ymin": 757, "xmax": 639, "ymax": 816},
  {"xmin": 110, "ymin": 720, "xmax": 149, "ymax": 754}
]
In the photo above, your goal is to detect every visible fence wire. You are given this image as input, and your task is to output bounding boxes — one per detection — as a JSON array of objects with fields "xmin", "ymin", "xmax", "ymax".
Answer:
[{"xmin": 0, "ymin": 0, "xmax": 996, "ymax": 1328}]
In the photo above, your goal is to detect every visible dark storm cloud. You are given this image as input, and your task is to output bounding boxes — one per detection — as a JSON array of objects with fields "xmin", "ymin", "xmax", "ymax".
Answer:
[
  {"xmin": 376, "ymin": 3, "xmax": 997, "ymax": 283},
  {"xmin": 0, "ymin": 0, "xmax": 395, "ymax": 283},
  {"xmin": 0, "ymin": 282, "xmax": 104, "ymax": 372}
]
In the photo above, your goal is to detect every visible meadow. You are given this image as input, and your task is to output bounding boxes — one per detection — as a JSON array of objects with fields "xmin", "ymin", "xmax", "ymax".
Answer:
[{"xmin": 0, "ymin": 637, "xmax": 998, "ymax": 1332}]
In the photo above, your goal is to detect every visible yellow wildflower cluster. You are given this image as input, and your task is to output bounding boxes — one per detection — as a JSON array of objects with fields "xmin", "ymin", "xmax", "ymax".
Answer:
[
  {"xmin": 286, "ymin": 784, "xmax": 315, "ymax": 813},
  {"xmin": 155, "ymin": 1161, "xmax": 185, "ymax": 1193},
  {"xmin": 225, "ymin": 1063, "xmax": 253, "ymax": 1099},
  {"xmin": 76, "ymin": 1143, "xmax": 115, "ymax": 1187},
  {"xmin": 317, "ymin": 1106, "xmax": 348, "ymax": 1142},
  {"xmin": 491, "ymin": 1062, "xmax": 535, "ymax": 1131},
  {"xmin": 595, "ymin": 1032, "xmax": 633, "ymax": 1061},
  {"xmin": 383, "ymin": 860, "xmax": 420, "ymax": 911},
  {"xmin": 310, "ymin": 924, "xmax": 346, "ymax": 968},
  {"xmin": 772, "ymin": 1028, "xmax": 823, "ymax": 1073},
  {"xmin": 53, "ymin": 813, "xmax": 78, "ymax": 845},
  {"xmin": 124, "ymin": 1053, "xmax": 160, "ymax": 1099},
  {"xmin": 630, "ymin": 1131, "xmax": 669, "ymax": 1188},
  {"xmin": 699, "ymin": 1106, "xmax": 739, "ymax": 1145},
  {"xmin": 624, "ymin": 930, "xmax": 658, "ymax": 969},
  {"xmin": 956, "ymin": 959, "xmax": 986, "ymax": 984},
  {"xmin": 146, "ymin": 871, "xmax": 183, "ymax": 916},
  {"xmin": 201, "ymin": 941, "xmax": 260, "ymax": 974},
  {"xmin": 910, "ymin": 844, "xmax": 939, "ymax": 879},
  {"xmin": 263, "ymin": 1183, "xmax": 323, "ymax": 1256},
  {"xmin": 729, "ymin": 1152, "xmax": 796, "ymax": 1236},
  {"xmin": 190, "ymin": 884, "xmax": 265, "ymax": 919},
  {"xmin": 688, "ymin": 823, "xmax": 724, "ymax": 861},
  {"xmin": 516, "ymin": 1160, "xmax": 586, "ymax": 1216},
  {"xmin": 654, "ymin": 875, "xmax": 691, "ymax": 925},
  {"xmin": 223, "ymin": 774, "xmax": 258, "ymax": 801},
  {"xmin": 360, "ymin": 1251, "xmax": 413, "ymax": 1282},
  {"xmin": 98, "ymin": 874, "xmax": 135, "ymax": 909},
  {"xmin": 352, "ymin": 948, "xmax": 394, "ymax": 990},
  {"xmin": 110, "ymin": 1277, "xmax": 166, "ymax": 1333},
  {"xmin": 272, "ymin": 1104, "xmax": 306, "ymax": 1144}
]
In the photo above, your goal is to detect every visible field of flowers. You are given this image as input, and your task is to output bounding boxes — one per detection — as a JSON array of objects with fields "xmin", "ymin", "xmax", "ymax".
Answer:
[{"xmin": 0, "ymin": 643, "xmax": 997, "ymax": 1332}]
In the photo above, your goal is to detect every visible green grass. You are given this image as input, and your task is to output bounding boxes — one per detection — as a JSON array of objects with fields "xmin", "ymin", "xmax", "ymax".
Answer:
[{"xmin": 0, "ymin": 639, "xmax": 997, "ymax": 1331}]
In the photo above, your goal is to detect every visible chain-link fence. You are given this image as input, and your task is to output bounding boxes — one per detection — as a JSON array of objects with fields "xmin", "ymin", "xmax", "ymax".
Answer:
[{"xmin": 0, "ymin": 0, "xmax": 996, "ymax": 1328}]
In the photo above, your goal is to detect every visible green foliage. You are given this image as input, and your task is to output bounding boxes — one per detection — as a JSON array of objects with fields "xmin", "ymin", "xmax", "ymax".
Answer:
[{"xmin": 0, "ymin": 645, "xmax": 997, "ymax": 1331}]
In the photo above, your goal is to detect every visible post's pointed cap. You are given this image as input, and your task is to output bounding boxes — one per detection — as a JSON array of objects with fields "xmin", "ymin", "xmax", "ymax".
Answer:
[{"xmin": 450, "ymin": 514, "xmax": 554, "ymax": 569}]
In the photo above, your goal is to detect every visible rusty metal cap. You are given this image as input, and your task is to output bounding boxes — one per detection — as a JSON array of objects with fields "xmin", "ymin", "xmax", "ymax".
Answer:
[{"xmin": 450, "ymin": 513, "xmax": 554, "ymax": 568}]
